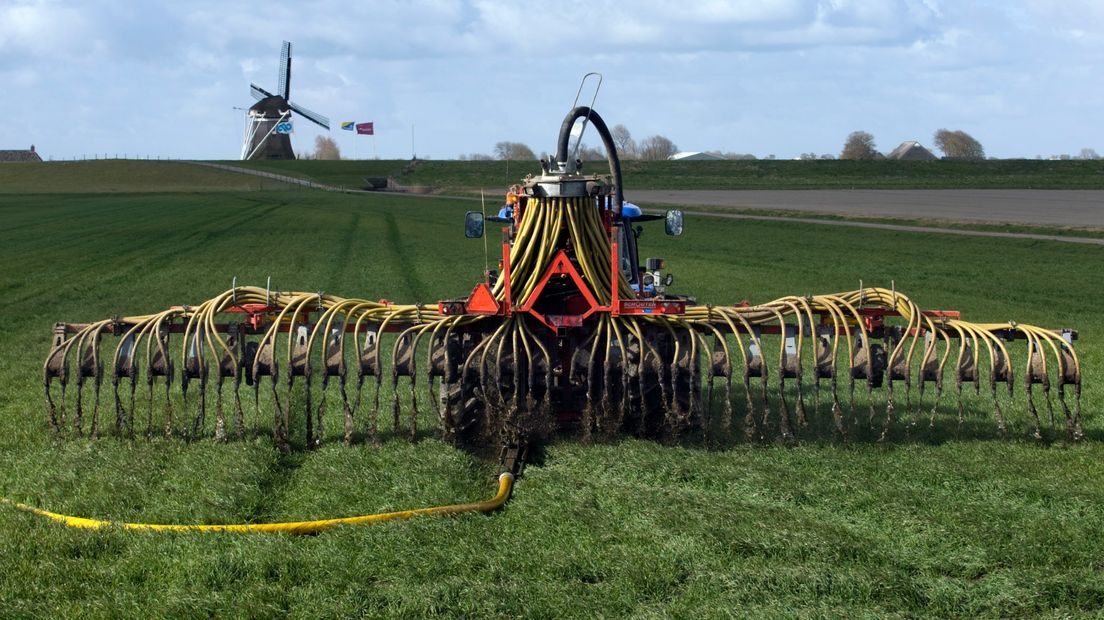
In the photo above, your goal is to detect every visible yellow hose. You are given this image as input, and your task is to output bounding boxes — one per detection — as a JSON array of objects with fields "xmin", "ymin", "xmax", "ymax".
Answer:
[{"xmin": 0, "ymin": 473, "xmax": 514, "ymax": 534}]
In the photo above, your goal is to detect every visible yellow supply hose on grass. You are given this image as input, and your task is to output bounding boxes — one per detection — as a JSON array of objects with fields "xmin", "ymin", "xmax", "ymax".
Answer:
[{"xmin": 1, "ymin": 473, "xmax": 513, "ymax": 534}]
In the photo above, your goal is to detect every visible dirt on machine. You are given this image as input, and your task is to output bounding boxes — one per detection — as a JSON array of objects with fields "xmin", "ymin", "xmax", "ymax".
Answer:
[{"xmin": 43, "ymin": 84, "xmax": 1084, "ymax": 474}]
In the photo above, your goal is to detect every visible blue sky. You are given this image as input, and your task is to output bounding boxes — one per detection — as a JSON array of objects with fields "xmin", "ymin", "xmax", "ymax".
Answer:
[{"xmin": 2, "ymin": 0, "xmax": 1102, "ymax": 160}]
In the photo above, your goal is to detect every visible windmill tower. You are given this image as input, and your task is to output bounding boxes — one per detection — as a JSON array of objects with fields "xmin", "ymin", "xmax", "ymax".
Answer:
[{"xmin": 241, "ymin": 41, "xmax": 330, "ymax": 160}]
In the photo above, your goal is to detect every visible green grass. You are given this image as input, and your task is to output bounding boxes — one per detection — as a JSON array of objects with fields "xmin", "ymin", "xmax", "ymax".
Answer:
[
  {"xmin": 646, "ymin": 203, "xmax": 1104, "ymax": 240},
  {"xmin": 0, "ymin": 175, "xmax": 1101, "ymax": 616},
  {"xmin": 229, "ymin": 158, "xmax": 1104, "ymax": 191},
  {"xmin": 0, "ymin": 161, "xmax": 296, "ymax": 193}
]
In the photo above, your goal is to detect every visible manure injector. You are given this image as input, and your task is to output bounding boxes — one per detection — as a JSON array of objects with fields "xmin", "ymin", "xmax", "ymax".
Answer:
[{"xmin": 31, "ymin": 97, "xmax": 1084, "ymax": 532}]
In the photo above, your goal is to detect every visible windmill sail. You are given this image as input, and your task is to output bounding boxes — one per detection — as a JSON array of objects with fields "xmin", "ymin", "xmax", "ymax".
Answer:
[
  {"xmin": 251, "ymin": 84, "xmax": 274, "ymax": 101},
  {"xmin": 277, "ymin": 41, "xmax": 291, "ymax": 99},
  {"xmin": 289, "ymin": 101, "xmax": 329, "ymax": 130}
]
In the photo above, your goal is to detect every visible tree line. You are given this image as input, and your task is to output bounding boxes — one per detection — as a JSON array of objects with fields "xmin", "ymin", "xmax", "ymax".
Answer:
[
  {"xmin": 841, "ymin": 129, "xmax": 988, "ymax": 160},
  {"xmin": 312, "ymin": 129, "xmax": 1098, "ymax": 162},
  {"xmin": 465, "ymin": 125, "xmax": 680, "ymax": 162}
]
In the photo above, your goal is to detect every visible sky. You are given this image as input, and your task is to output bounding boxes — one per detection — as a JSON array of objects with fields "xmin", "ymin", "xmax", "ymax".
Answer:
[{"xmin": 2, "ymin": 0, "xmax": 1102, "ymax": 161}]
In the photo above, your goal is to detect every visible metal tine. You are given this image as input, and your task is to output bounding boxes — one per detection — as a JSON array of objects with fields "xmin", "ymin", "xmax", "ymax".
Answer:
[
  {"xmin": 315, "ymin": 300, "xmax": 357, "ymax": 439},
  {"xmin": 390, "ymin": 329, "xmax": 411, "ymax": 439},
  {"xmin": 849, "ymin": 331, "xmax": 879, "ymax": 428},
  {"xmin": 645, "ymin": 328, "xmax": 668, "ymax": 436},
  {"xmin": 576, "ymin": 319, "xmax": 604, "ymax": 442},
  {"xmin": 112, "ymin": 327, "xmax": 140, "ymax": 437},
  {"xmin": 787, "ymin": 297, "xmax": 819, "ymax": 429},
  {"xmin": 411, "ymin": 327, "xmax": 427, "ymax": 440},
  {"xmin": 918, "ymin": 329, "xmax": 939, "ymax": 416},
  {"xmin": 715, "ymin": 315, "xmax": 754, "ymax": 440},
  {"xmin": 812, "ymin": 325, "xmax": 833, "ymax": 414},
  {"xmin": 146, "ymin": 321, "xmax": 174, "ymax": 439},
  {"xmin": 44, "ymin": 324, "xmax": 72, "ymax": 432},
  {"xmin": 667, "ymin": 326, "xmax": 698, "ymax": 438},
  {"xmin": 616, "ymin": 321, "xmax": 633, "ymax": 436},
  {"xmin": 927, "ymin": 327, "xmax": 955, "ymax": 429},
  {"xmin": 76, "ymin": 324, "xmax": 107, "ymax": 438},
  {"xmin": 955, "ymin": 338, "xmax": 978, "ymax": 425},
  {"xmin": 318, "ymin": 323, "xmax": 350, "ymax": 443},
  {"xmin": 357, "ymin": 322, "xmax": 381, "ymax": 442},
  {"xmin": 477, "ymin": 323, "xmax": 500, "ymax": 443},
  {"xmin": 661, "ymin": 323, "xmax": 680, "ymax": 437},
  {"xmin": 288, "ymin": 324, "xmax": 315, "ymax": 447},
  {"xmin": 880, "ymin": 325, "xmax": 906, "ymax": 441},
  {"xmin": 251, "ymin": 329, "xmax": 285, "ymax": 450},
  {"xmin": 1056, "ymin": 330, "xmax": 1083, "ymax": 441},
  {"xmin": 511, "ymin": 324, "xmax": 525, "ymax": 440},
  {"xmin": 183, "ymin": 328, "xmax": 208, "ymax": 440},
  {"xmin": 986, "ymin": 333, "xmax": 1012, "ymax": 436},
  {"xmin": 428, "ymin": 323, "xmax": 456, "ymax": 430},
  {"xmin": 813, "ymin": 323, "xmax": 847, "ymax": 438},
  {"xmin": 457, "ymin": 328, "xmax": 494, "ymax": 441},
  {"xmin": 686, "ymin": 327, "xmax": 703, "ymax": 436},
  {"xmin": 480, "ymin": 319, "xmax": 512, "ymax": 444},
  {"xmin": 392, "ymin": 325, "xmax": 428, "ymax": 442},
  {"xmin": 1034, "ymin": 337, "xmax": 1058, "ymax": 431},
  {"xmin": 746, "ymin": 326, "xmax": 770, "ymax": 439},
  {"xmin": 601, "ymin": 322, "xmax": 617, "ymax": 437},
  {"xmin": 1024, "ymin": 336, "xmax": 1046, "ymax": 440},
  {"xmin": 1031, "ymin": 331, "xmax": 1072, "ymax": 437},
  {"xmin": 425, "ymin": 330, "xmax": 445, "ymax": 413},
  {"xmin": 213, "ymin": 323, "xmax": 242, "ymax": 441},
  {"xmin": 374, "ymin": 314, "xmax": 408, "ymax": 443},
  {"xmin": 708, "ymin": 329, "xmax": 733, "ymax": 436},
  {"xmin": 780, "ymin": 323, "xmax": 805, "ymax": 428},
  {"xmin": 631, "ymin": 326, "xmax": 651, "ymax": 436},
  {"xmin": 820, "ymin": 297, "xmax": 854, "ymax": 436}
]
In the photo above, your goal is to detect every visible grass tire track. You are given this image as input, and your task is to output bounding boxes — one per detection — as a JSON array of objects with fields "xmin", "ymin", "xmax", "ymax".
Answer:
[{"xmin": 1, "ymin": 201, "xmax": 283, "ymax": 311}]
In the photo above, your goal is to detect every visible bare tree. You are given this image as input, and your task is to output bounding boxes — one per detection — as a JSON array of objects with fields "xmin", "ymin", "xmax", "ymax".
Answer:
[
  {"xmin": 576, "ymin": 143, "xmax": 606, "ymax": 161},
  {"xmin": 493, "ymin": 141, "xmax": 536, "ymax": 160},
  {"xmin": 314, "ymin": 135, "xmax": 341, "ymax": 160},
  {"xmin": 638, "ymin": 135, "xmax": 678, "ymax": 161},
  {"xmin": 1078, "ymin": 147, "xmax": 1099, "ymax": 160},
  {"xmin": 611, "ymin": 124, "xmax": 637, "ymax": 159},
  {"xmin": 933, "ymin": 129, "xmax": 985, "ymax": 160},
  {"xmin": 840, "ymin": 131, "xmax": 879, "ymax": 160}
]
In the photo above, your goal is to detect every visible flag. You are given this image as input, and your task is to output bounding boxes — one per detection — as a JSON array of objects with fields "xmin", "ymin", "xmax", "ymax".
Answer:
[
  {"xmin": 355, "ymin": 122, "xmax": 374, "ymax": 135},
  {"xmin": 275, "ymin": 122, "xmax": 293, "ymax": 134},
  {"xmin": 340, "ymin": 121, "xmax": 355, "ymax": 131}
]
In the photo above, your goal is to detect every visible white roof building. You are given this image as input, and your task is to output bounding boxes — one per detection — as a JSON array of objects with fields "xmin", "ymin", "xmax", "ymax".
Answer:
[{"xmin": 668, "ymin": 151, "xmax": 725, "ymax": 161}]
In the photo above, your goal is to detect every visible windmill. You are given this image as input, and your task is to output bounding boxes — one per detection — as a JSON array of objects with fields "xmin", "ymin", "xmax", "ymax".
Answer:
[{"xmin": 241, "ymin": 41, "xmax": 330, "ymax": 160}]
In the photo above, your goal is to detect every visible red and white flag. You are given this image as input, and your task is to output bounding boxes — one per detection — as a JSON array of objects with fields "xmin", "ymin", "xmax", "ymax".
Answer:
[{"xmin": 355, "ymin": 122, "xmax": 374, "ymax": 135}]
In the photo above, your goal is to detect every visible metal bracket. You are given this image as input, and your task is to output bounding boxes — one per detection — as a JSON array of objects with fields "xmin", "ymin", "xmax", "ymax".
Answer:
[{"xmin": 499, "ymin": 443, "xmax": 528, "ymax": 478}]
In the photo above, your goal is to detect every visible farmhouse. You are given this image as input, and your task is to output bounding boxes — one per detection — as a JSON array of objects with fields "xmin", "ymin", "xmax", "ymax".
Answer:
[
  {"xmin": 887, "ymin": 140, "xmax": 936, "ymax": 161},
  {"xmin": 0, "ymin": 145, "xmax": 42, "ymax": 162},
  {"xmin": 669, "ymin": 151, "xmax": 725, "ymax": 161}
]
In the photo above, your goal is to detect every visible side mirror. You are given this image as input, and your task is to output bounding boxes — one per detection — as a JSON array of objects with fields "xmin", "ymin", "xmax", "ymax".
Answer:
[
  {"xmin": 464, "ymin": 211, "xmax": 485, "ymax": 238},
  {"xmin": 664, "ymin": 209, "xmax": 684, "ymax": 236}
]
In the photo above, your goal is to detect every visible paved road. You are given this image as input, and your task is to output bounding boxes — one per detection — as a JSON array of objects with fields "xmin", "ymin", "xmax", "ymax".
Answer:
[
  {"xmin": 630, "ymin": 189, "xmax": 1104, "ymax": 229},
  {"xmin": 185, "ymin": 164, "xmax": 1103, "ymax": 244}
]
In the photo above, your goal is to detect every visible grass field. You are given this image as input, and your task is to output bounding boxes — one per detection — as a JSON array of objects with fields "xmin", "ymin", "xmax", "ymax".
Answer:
[
  {"xmin": 0, "ymin": 161, "xmax": 295, "ymax": 193},
  {"xmin": 229, "ymin": 158, "xmax": 1104, "ymax": 192},
  {"xmin": 0, "ymin": 163, "xmax": 1101, "ymax": 617}
]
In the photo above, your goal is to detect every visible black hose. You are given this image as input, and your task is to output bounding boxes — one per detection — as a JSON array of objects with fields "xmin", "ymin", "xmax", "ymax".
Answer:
[{"xmin": 555, "ymin": 106, "xmax": 623, "ymax": 215}]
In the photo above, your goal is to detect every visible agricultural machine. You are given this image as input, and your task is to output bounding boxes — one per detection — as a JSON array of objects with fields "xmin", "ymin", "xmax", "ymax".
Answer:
[{"xmin": 35, "ymin": 84, "xmax": 1084, "ymax": 531}]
